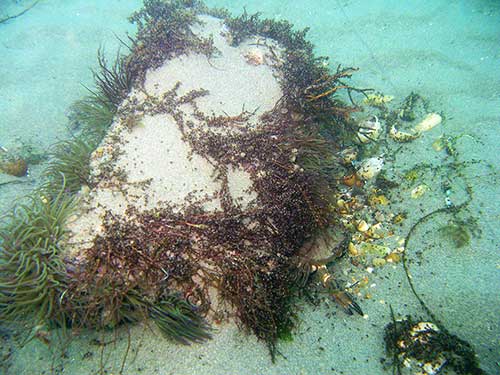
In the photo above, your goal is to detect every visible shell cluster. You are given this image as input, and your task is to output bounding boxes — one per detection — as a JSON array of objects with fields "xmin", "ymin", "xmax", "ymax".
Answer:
[
  {"xmin": 390, "ymin": 113, "xmax": 442, "ymax": 143},
  {"xmin": 389, "ymin": 125, "xmax": 420, "ymax": 142},
  {"xmin": 398, "ymin": 322, "xmax": 447, "ymax": 375}
]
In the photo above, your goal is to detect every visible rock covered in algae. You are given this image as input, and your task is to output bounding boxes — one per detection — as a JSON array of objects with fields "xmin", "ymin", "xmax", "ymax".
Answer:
[
  {"xmin": 59, "ymin": 3, "xmax": 356, "ymax": 353},
  {"xmin": 66, "ymin": 16, "xmax": 283, "ymax": 250},
  {"xmin": 65, "ymin": 14, "xmax": 311, "ymax": 328}
]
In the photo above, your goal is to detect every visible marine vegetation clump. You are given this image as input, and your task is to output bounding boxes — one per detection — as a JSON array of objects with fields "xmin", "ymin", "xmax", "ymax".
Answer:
[
  {"xmin": 127, "ymin": 0, "xmax": 217, "ymax": 84},
  {"xmin": 221, "ymin": 9, "xmax": 371, "ymax": 123},
  {"xmin": 43, "ymin": 136, "xmax": 96, "ymax": 195},
  {"xmin": 384, "ymin": 313, "xmax": 488, "ymax": 375},
  {"xmin": 47, "ymin": 48, "xmax": 134, "ymax": 195},
  {"xmin": 438, "ymin": 217, "xmax": 479, "ymax": 249},
  {"xmin": 56, "ymin": 0, "xmax": 367, "ymax": 360},
  {"xmin": 70, "ymin": 50, "xmax": 130, "ymax": 139},
  {"xmin": 61, "ymin": 211, "xmax": 212, "ymax": 344},
  {"xmin": 0, "ymin": 43, "xmax": 133, "ymax": 328},
  {"xmin": 64, "ymin": 66, "xmax": 347, "ymax": 359},
  {"xmin": 0, "ymin": 180, "xmax": 75, "ymax": 327},
  {"xmin": 91, "ymin": 48, "xmax": 135, "ymax": 109},
  {"xmin": 69, "ymin": 92, "xmax": 115, "ymax": 146},
  {"xmin": 150, "ymin": 294, "xmax": 212, "ymax": 344},
  {"xmin": 64, "ymin": 183, "xmax": 313, "ymax": 358}
]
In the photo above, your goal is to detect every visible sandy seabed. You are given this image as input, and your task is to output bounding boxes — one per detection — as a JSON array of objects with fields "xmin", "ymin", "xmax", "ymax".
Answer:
[{"xmin": 1, "ymin": 1, "xmax": 499, "ymax": 374}]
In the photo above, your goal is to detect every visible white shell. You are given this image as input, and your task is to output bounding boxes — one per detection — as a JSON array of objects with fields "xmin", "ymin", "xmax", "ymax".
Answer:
[
  {"xmin": 414, "ymin": 113, "xmax": 442, "ymax": 132},
  {"xmin": 389, "ymin": 125, "xmax": 420, "ymax": 142},
  {"xmin": 356, "ymin": 156, "xmax": 384, "ymax": 180},
  {"xmin": 356, "ymin": 220, "xmax": 370, "ymax": 232},
  {"xmin": 411, "ymin": 184, "xmax": 428, "ymax": 199},
  {"xmin": 356, "ymin": 115, "xmax": 381, "ymax": 143}
]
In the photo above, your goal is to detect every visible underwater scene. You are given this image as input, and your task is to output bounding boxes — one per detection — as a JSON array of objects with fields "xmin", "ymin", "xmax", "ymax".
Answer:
[{"xmin": 0, "ymin": 1, "xmax": 498, "ymax": 374}]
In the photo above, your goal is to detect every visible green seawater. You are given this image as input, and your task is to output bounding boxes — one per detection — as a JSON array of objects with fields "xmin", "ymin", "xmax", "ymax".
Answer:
[{"xmin": 0, "ymin": 1, "xmax": 498, "ymax": 374}]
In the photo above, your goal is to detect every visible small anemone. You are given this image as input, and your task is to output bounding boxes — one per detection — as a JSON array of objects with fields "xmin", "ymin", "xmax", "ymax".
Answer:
[
  {"xmin": 43, "ymin": 136, "xmax": 96, "ymax": 195},
  {"xmin": 92, "ymin": 48, "xmax": 135, "ymax": 109},
  {"xmin": 69, "ymin": 92, "xmax": 115, "ymax": 142}
]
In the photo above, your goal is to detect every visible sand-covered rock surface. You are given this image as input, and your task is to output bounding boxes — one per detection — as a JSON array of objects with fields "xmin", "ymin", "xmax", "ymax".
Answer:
[{"xmin": 66, "ymin": 16, "xmax": 282, "ymax": 255}]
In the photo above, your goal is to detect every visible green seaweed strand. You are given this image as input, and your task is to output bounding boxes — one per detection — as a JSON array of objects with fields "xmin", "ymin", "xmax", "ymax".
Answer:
[{"xmin": 401, "ymin": 184, "xmax": 472, "ymax": 328}]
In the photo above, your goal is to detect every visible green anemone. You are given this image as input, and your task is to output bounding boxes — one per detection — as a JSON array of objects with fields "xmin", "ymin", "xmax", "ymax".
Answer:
[
  {"xmin": 0, "ymin": 179, "xmax": 75, "ymax": 325},
  {"xmin": 70, "ymin": 92, "xmax": 115, "ymax": 142},
  {"xmin": 43, "ymin": 136, "xmax": 97, "ymax": 195}
]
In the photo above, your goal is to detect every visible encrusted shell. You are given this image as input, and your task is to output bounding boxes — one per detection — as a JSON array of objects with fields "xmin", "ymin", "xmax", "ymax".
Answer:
[
  {"xmin": 339, "ymin": 146, "xmax": 358, "ymax": 164},
  {"xmin": 356, "ymin": 156, "xmax": 384, "ymax": 180},
  {"xmin": 397, "ymin": 321, "xmax": 446, "ymax": 375},
  {"xmin": 357, "ymin": 115, "xmax": 381, "ymax": 143},
  {"xmin": 420, "ymin": 356, "xmax": 447, "ymax": 375},
  {"xmin": 242, "ymin": 48, "xmax": 265, "ymax": 66},
  {"xmin": 389, "ymin": 125, "xmax": 420, "ymax": 142},
  {"xmin": 363, "ymin": 93, "xmax": 394, "ymax": 107},
  {"xmin": 410, "ymin": 322, "xmax": 439, "ymax": 336}
]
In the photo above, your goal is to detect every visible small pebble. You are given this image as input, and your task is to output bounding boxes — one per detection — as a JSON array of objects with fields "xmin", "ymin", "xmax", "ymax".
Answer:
[
  {"xmin": 411, "ymin": 184, "xmax": 428, "ymax": 199},
  {"xmin": 374, "ymin": 211, "xmax": 385, "ymax": 222},
  {"xmin": 385, "ymin": 252, "xmax": 401, "ymax": 263},
  {"xmin": 348, "ymin": 242, "xmax": 359, "ymax": 256},
  {"xmin": 373, "ymin": 257, "xmax": 386, "ymax": 267},
  {"xmin": 357, "ymin": 220, "xmax": 369, "ymax": 232}
]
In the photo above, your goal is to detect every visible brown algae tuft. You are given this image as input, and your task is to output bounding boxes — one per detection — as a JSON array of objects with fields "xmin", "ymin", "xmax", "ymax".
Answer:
[{"xmin": 439, "ymin": 221, "xmax": 473, "ymax": 248}]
